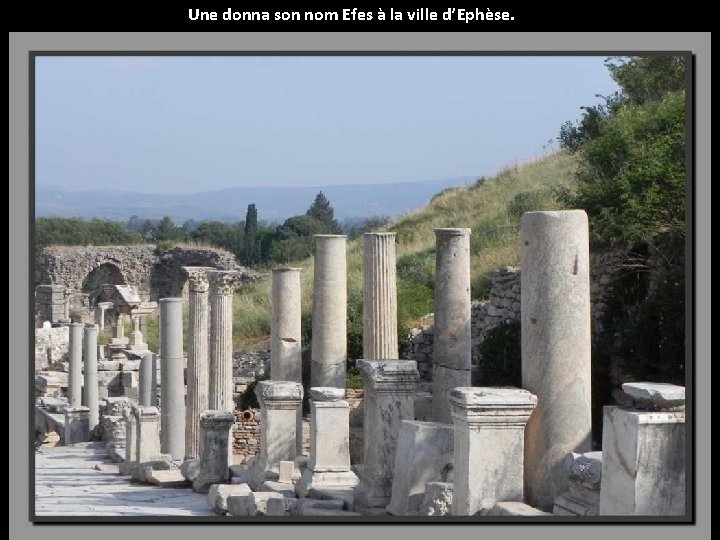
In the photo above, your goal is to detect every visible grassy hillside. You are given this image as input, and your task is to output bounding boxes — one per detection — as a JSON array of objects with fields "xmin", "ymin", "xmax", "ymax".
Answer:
[{"xmin": 232, "ymin": 151, "xmax": 578, "ymax": 351}]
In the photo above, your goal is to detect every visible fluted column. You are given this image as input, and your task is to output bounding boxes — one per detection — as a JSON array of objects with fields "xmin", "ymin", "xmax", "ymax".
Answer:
[
  {"xmin": 432, "ymin": 228, "xmax": 472, "ymax": 424},
  {"xmin": 311, "ymin": 235, "xmax": 347, "ymax": 388},
  {"xmin": 183, "ymin": 266, "xmax": 210, "ymax": 461},
  {"xmin": 363, "ymin": 233, "xmax": 398, "ymax": 360},
  {"xmin": 159, "ymin": 297, "xmax": 185, "ymax": 460},
  {"xmin": 83, "ymin": 324, "xmax": 99, "ymax": 430},
  {"xmin": 68, "ymin": 322, "xmax": 84, "ymax": 407},
  {"xmin": 208, "ymin": 270, "xmax": 238, "ymax": 412}
]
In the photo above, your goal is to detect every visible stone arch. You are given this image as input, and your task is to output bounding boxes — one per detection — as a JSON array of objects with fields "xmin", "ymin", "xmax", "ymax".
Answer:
[
  {"xmin": 81, "ymin": 262, "xmax": 126, "ymax": 307},
  {"xmin": 150, "ymin": 247, "xmax": 237, "ymax": 299}
]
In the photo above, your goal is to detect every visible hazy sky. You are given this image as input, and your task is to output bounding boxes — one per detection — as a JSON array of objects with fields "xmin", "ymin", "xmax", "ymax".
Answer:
[{"xmin": 35, "ymin": 56, "xmax": 619, "ymax": 194}]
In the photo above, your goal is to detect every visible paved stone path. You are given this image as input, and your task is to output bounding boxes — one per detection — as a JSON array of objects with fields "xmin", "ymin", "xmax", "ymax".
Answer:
[{"xmin": 35, "ymin": 442, "xmax": 214, "ymax": 516}]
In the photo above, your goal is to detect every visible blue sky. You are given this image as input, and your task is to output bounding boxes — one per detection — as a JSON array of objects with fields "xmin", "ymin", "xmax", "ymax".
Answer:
[{"xmin": 35, "ymin": 56, "xmax": 619, "ymax": 194}]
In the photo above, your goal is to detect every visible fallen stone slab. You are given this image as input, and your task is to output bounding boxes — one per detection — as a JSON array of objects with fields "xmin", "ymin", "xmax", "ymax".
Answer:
[
  {"xmin": 485, "ymin": 502, "xmax": 551, "ymax": 517},
  {"xmin": 207, "ymin": 483, "xmax": 252, "ymax": 514},
  {"xmin": 260, "ymin": 480, "xmax": 295, "ymax": 497},
  {"xmin": 621, "ymin": 382, "xmax": 685, "ymax": 409},
  {"xmin": 289, "ymin": 498, "xmax": 345, "ymax": 516},
  {"xmin": 229, "ymin": 465, "xmax": 252, "ymax": 483},
  {"xmin": 266, "ymin": 496, "xmax": 300, "ymax": 516},
  {"xmin": 227, "ymin": 492, "xmax": 285, "ymax": 517},
  {"xmin": 146, "ymin": 469, "xmax": 189, "ymax": 488},
  {"xmin": 300, "ymin": 507, "xmax": 363, "ymax": 517},
  {"xmin": 306, "ymin": 487, "xmax": 354, "ymax": 510},
  {"xmin": 180, "ymin": 459, "xmax": 200, "ymax": 483}
]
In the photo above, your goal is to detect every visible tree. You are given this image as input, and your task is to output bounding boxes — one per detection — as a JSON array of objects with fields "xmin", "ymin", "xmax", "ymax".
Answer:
[
  {"xmin": 306, "ymin": 191, "xmax": 341, "ymax": 233},
  {"xmin": 242, "ymin": 204, "xmax": 259, "ymax": 265}
]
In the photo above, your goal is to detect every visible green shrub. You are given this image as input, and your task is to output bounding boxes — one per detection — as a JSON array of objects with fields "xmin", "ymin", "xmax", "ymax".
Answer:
[
  {"xmin": 154, "ymin": 240, "xmax": 176, "ymax": 256},
  {"xmin": 396, "ymin": 249, "xmax": 435, "ymax": 289}
]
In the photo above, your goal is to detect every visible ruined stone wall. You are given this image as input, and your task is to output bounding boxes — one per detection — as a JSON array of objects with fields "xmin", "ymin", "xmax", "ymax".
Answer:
[{"xmin": 35, "ymin": 324, "xmax": 69, "ymax": 370}]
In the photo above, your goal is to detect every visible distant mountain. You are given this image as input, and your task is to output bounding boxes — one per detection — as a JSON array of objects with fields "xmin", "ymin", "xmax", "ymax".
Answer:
[{"xmin": 35, "ymin": 177, "xmax": 477, "ymax": 223}]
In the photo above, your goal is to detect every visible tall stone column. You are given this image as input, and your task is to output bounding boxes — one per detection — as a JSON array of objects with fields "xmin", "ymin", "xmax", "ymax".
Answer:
[
  {"xmin": 270, "ymin": 267, "xmax": 303, "ymax": 453},
  {"xmin": 449, "ymin": 387, "xmax": 537, "ymax": 516},
  {"xmin": 363, "ymin": 232, "xmax": 398, "ymax": 360},
  {"xmin": 192, "ymin": 410, "xmax": 236, "ymax": 493},
  {"xmin": 296, "ymin": 387, "xmax": 359, "ymax": 497},
  {"xmin": 139, "ymin": 352, "xmax": 154, "ymax": 407},
  {"xmin": 311, "ymin": 235, "xmax": 347, "ymax": 389},
  {"xmin": 521, "ymin": 210, "xmax": 592, "ymax": 510},
  {"xmin": 207, "ymin": 271, "xmax": 238, "ymax": 412},
  {"xmin": 355, "ymin": 359, "xmax": 419, "ymax": 508},
  {"xmin": 183, "ymin": 267, "xmax": 210, "ymax": 461},
  {"xmin": 599, "ymin": 383, "xmax": 686, "ymax": 516},
  {"xmin": 159, "ymin": 297, "xmax": 186, "ymax": 461},
  {"xmin": 68, "ymin": 322, "xmax": 84, "ymax": 407},
  {"xmin": 432, "ymin": 228, "xmax": 472, "ymax": 424},
  {"xmin": 83, "ymin": 324, "xmax": 99, "ymax": 430},
  {"xmin": 249, "ymin": 381, "xmax": 303, "ymax": 490}
]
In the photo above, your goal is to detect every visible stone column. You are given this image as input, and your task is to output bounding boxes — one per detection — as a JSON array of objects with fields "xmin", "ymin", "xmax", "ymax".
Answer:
[
  {"xmin": 159, "ymin": 297, "xmax": 185, "ymax": 461},
  {"xmin": 64, "ymin": 406, "xmax": 90, "ymax": 444},
  {"xmin": 68, "ymin": 322, "xmax": 84, "ymax": 407},
  {"xmin": 127, "ymin": 315, "xmax": 148, "ymax": 350},
  {"xmin": 97, "ymin": 302, "xmax": 113, "ymax": 331},
  {"xmin": 363, "ymin": 232, "xmax": 398, "ymax": 360},
  {"xmin": 449, "ymin": 387, "xmax": 537, "ymax": 516},
  {"xmin": 599, "ymin": 383, "xmax": 686, "ymax": 516},
  {"xmin": 83, "ymin": 324, "xmax": 99, "ymax": 430},
  {"xmin": 192, "ymin": 410, "xmax": 236, "ymax": 493},
  {"xmin": 138, "ymin": 352, "xmax": 154, "ymax": 407},
  {"xmin": 270, "ymin": 267, "xmax": 303, "ymax": 454},
  {"xmin": 432, "ymin": 228, "xmax": 472, "ymax": 424},
  {"xmin": 521, "ymin": 210, "xmax": 592, "ymax": 510},
  {"xmin": 132, "ymin": 405, "xmax": 162, "ymax": 481},
  {"xmin": 311, "ymin": 235, "xmax": 347, "ymax": 389},
  {"xmin": 183, "ymin": 267, "xmax": 211, "ymax": 461},
  {"xmin": 355, "ymin": 359, "xmax": 419, "ymax": 508},
  {"xmin": 207, "ymin": 271, "xmax": 238, "ymax": 411},
  {"xmin": 250, "ymin": 381, "xmax": 303, "ymax": 489},
  {"xmin": 120, "ymin": 408, "xmax": 137, "ymax": 475},
  {"xmin": 296, "ymin": 388, "xmax": 359, "ymax": 497}
]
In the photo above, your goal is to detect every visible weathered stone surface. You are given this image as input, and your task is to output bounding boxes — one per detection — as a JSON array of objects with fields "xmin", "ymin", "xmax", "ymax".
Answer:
[
  {"xmin": 208, "ymin": 270, "xmax": 239, "ymax": 412},
  {"xmin": 521, "ymin": 210, "xmax": 592, "ymax": 510},
  {"xmin": 418, "ymin": 482, "xmax": 453, "ymax": 516},
  {"xmin": 553, "ymin": 451, "xmax": 602, "ymax": 516},
  {"xmin": 599, "ymin": 404, "xmax": 685, "ymax": 516},
  {"xmin": 159, "ymin": 297, "xmax": 186, "ymax": 461},
  {"xmin": 64, "ymin": 406, "xmax": 91, "ymax": 444},
  {"xmin": 271, "ymin": 268, "xmax": 303, "ymax": 384},
  {"xmin": 138, "ymin": 353, "xmax": 154, "ymax": 406},
  {"xmin": 363, "ymin": 232, "xmax": 399, "ymax": 360},
  {"xmin": 67, "ymin": 323, "xmax": 83, "ymax": 406},
  {"xmin": 207, "ymin": 483, "xmax": 252, "ymax": 514},
  {"xmin": 278, "ymin": 461, "xmax": 294, "ymax": 483},
  {"xmin": 300, "ymin": 507, "xmax": 363, "ymax": 517},
  {"xmin": 310, "ymin": 387, "xmax": 346, "ymax": 401},
  {"xmin": 180, "ymin": 458, "xmax": 200, "ymax": 483},
  {"xmin": 260, "ymin": 480, "xmax": 295, "ymax": 497},
  {"xmin": 193, "ymin": 410, "xmax": 235, "ymax": 493},
  {"xmin": 485, "ymin": 501, "xmax": 551, "ymax": 517},
  {"xmin": 387, "ymin": 420, "xmax": 454, "ymax": 516},
  {"xmin": 226, "ymin": 492, "xmax": 285, "ymax": 517},
  {"xmin": 83, "ymin": 324, "xmax": 100, "ymax": 430},
  {"xmin": 266, "ymin": 496, "xmax": 300, "ymax": 516},
  {"xmin": 146, "ymin": 469, "xmax": 188, "ymax": 488},
  {"xmin": 288, "ymin": 498, "xmax": 345, "ymax": 516},
  {"xmin": 93, "ymin": 463, "xmax": 120, "ymax": 474},
  {"xmin": 622, "ymin": 382, "xmax": 685, "ymax": 409},
  {"xmin": 432, "ymin": 228, "xmax": 472, "ymax": 423}
]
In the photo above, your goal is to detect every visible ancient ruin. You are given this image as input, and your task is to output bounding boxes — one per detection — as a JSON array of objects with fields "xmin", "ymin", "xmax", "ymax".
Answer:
[{"xmin": 33, "ymin": 212, "xmax": 688, "ymax": 519}]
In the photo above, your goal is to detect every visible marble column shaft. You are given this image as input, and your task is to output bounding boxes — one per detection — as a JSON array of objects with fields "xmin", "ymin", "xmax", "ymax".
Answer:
[
  {"xmin": 208, "ymin": 271, "xmax": 238, "ymax": 412},
  {"xmin": 311, "ymin": 235, "xmax": 347, "ymax": 389},
  {"xmin": 83, "ymin": 324, "xmax": 99, "ymax": 430},
  {"xmin": 159, "ymin": 298, "xmax": 186, "ymax": 460},
  {"xmin": 183, "ymin": 267, "xmax": 211, "ymax": 461},
  {"xmin": 68, "ymin": 322, "xmax": 84, "ymax": 407},
  {"xmin": 363, "ymin": 232, "xmax": 399, "ymax": 360},
  {"xmin": 139, "ymin": 352, "xmax": 154, "ymax": 407},
  {"xmin": 432, "ymin": 228, "xmax": 472, "ymax": 424},
  {"xmin": 521, "ymin": 210, "xmax": 592, "ymax": 510}
]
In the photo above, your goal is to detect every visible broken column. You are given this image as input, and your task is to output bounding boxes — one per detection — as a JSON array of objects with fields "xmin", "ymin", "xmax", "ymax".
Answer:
[
  {"xmin": 449, "ymin": 387, "xmax": 537, "ymax": 516},
  {"xmin": 138, "ymin": 352, "xmax": 154, "ymax": 407},
  {"xmin": 270, "ymin": 267, "xmax": 303, "ymax": 453},
  {"xmin": 64, "ymin": 406, "xmax": 90, "ymax": 444},
  {"xmin": 311, "ymin": 235, "xmax": 347, "ymax": 389},
  {"xmin": 521, "ymin": 210, "xmax": 592, "ymax": 510},
  {"xmin": 355, "ymin": 359, "xmax": 419, "ymax": 508},
  {"xmin": 553, "ymin": 451, "xmax": 603, "ymax": 516},
  {"xmin": 83, "ymin": 324, "xmax": 99, "ymax": 430},
  {"xmin": 120, "ymin": 407, "xmax": 137, "ymax": 475},
  {"xmin": 183, "ymin": 267, "xmax": 210, "ymax": 462},
  {"xmin": 192, "ymin": 410, "xmax": 236, "ymax": 493},
  {"xmin": 207, "ymin": 271, "xmax": 238, "ymax": 411},
  {"xmin": 432, "ymin": 228, "xmax": 472, "ymax": 424},
  {"xmin": 132, "ymin": 405, "xmax": 162, "ymax": 481},
  {"xmin": 68, "ymin": 322, "xmax": 83, "ymax": 407},
  {"xmin": 363, "ymin": 232, "xmax": 398, "ymax": 360},
  {"xmin": 159, "ymin": 297, "xmax": 185, "ymax": 461},
  {"xmin": 599, "ymin": 383, "xmax": 686, "ymax": 516},
  {"xmin": 250, "ymin": 381, "xmax": 303, "ymax": 489},
  {"xmin": 296, "ymin": 387, "xmax": 358, "ymax": 497}
]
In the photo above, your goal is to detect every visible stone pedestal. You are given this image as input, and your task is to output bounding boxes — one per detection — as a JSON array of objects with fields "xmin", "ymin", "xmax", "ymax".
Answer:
[
  {"xmin": 553, "ymin": 451, "xmax": 602, "ymax": 516},
  {"xmin": 193, "ymin": 410, "xmax": 236, "ymax": 493},
  {"xmin": 311, "ymin": 235, "xmax": 347, "ymax": 389},
  {"xmin": 64, "ymin": 406, "xmax": 90, "ymax": 444},
  {"xmin": 127, "ymin": 315, "xmax": 148, "ymax": 351},
  {"xmin": 250, "ymin": 381, "xmax": 303, "ymax": 489},
  {"xmin": 183, "ymin": 267, "xmax": 211, "ymax": 461},
  {"xmin": 207, "ymin": 271, "xmax": 238, "ymax": 412},
  {"xmin": 138, "ymin": 352, "xmax": 154, "ymax": 407},
  {"xmin": 83, "ymin": 324, "xmax": 99, "ymax": 430},
  {"xmin": 521, "ymin": 210, "xmax": 592, "ymax": 510},
  {"xmin": 159, "ymin": 298, "xmax": 186, "ymax": 461},
  {"xmin": 599, "ymin": 383, "xmax": 686, "ymax": 516},
  {"xmin": 68, "ymin": 322, "xmax": 83, "ymax": 407},
  {"xmin": 296, "ymin": 387, "xmax": 358, "ymax": 497},
  {"xmin": 35, "ymin": 284, "xmax": 66, "ymax": 323},
  {"xmin": 133, "ymin": 405, "xmax": 162, "ymax": 479},
  {"xmin": 432, "ymin": 228, "xmax": 472, "ymax": 424},
  {"xmin": 362, "ymin": 232, "xmax": 398, "ymax": 360},
  {"xmin": 449, "ymin": 387, "xmax": 537, "ymax": 516},
  {"xmin": 107, "ymin": 316, "xmax": 130, "ymax": 361},
  {"xmin": 354, "ymin": 359, "xmax": 418, "ymax": 508}
]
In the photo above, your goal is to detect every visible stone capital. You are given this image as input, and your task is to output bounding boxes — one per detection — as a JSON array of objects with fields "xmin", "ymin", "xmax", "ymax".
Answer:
[
  {"xmin": 449, "ymin": 387, "xmax": 537, "ymax": 426},
  {"xmin": 434, "ymin": 227, "xmax": 471, "ymax": 238},
  {"xmin": 134, "ymin": 405, "xmax": 160, "ymax": 422},
  {"xmin": 183, "ymin": 266, "xmax": 212, "ymax": 293},
  {"xmin": 310, "ymin": 387, "xmax": 345, "ymax": 402},
  {"xmin": 199, "ymin": 410, "xmax": 236, "ymax": 428},
  {"xmin": 207, "ymin": 270, "xmax": 240, "ymax": 295},
  {"xmin": 357, "ymin": 359, "xmax": 419, "ymax": 393},
  {"xmin": 621, "ymin": 382, "xmax": 685, "ymax": 411},
  {"xmin": 255, "ymin": 381, "xmax": 303, "ymax": 406}
]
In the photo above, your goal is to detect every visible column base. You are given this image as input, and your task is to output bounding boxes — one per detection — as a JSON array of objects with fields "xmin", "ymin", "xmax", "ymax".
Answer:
[
  {"xmin": 354, "ymin": 466, "xmax": 393, "ymax": 508},
  {"xmin": 296, "ymin": 468, "xmax": 359, "ymax": 498}
]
